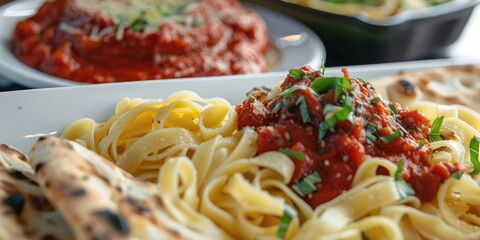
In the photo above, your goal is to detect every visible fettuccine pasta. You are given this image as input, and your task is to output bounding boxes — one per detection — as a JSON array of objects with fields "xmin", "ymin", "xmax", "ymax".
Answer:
[{"xmin": 62, "ymin": 66, "xmax": 480, "ymax": 239}]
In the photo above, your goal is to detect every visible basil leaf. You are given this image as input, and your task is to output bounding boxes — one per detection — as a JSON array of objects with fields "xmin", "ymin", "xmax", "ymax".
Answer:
[
  {"xmin": 395, "ymin": 180, "xmax": 416, "ymax": 199},
  {"xmin": 417, "ymin": 138, "xmax": 426, "ymax": 150},
  {"xmin": 306, "ymin": 73, "xmax": 317, "ymax": 80},
  {"xmin": 116, "ymin": 15, "xmax": 128, "ymax": 30},
  {"xmin": 272, "ymin": 102, "xmax": 283, "ymax": 113},
  {"xmin": 335, "ymin": 98, "xmax": 353, "ymax": 120},
  {"xmin": 130, "ymin": 10, "xmax": 149, "ymax": 30},
  {"xmin": 388, "ymin": 102, "xmax": 398, "ymax": 115},
  {"xmin": 292, "ymin": 171, "xmax": 322, "ymax": 197},
  {"xmin": 394, "ymin": 160, "xmax": 415, "ymax": 199},
  {"xmin": 366, "ymin": 123, "xmax": 378, "ymax": 144},
  {"xmin": 321, "ymin": 60, "xmax": 326, "ymax": 75},
  {"xmin": 283, "ymin": 97, "xmax": 291, "ymax": 112},
  {"xmin": 310, "ymin": 77, "xmax": 343, "ymax": 94},
  {"xmin": 451, "ymin": 171, "xmax": 464, "ymax": 180},
  {"xmin": 289, "ymin": 69, "xmax": 305, "ymax": 80},
  {"xmin": 334, "ymin": 82, "xmax": 344, "ymax": 103},
  {"xmin": 370, "ymin": 97, "xmax": 380, "ymax": 106},
  {"xmin": 278, "ymin": 85, "xmax": 307, "ymax": 97},
  {"xmin": 469, "ymin": 136, "xmax": 480, "ymax": 174},
  {"xmin": 394, "ymin": 160, "xmax": 403, "ymax": 181},
  {"xmin": 276, "ymin": 205, "xmax": 297, "ymax": 239},
  {"xmin": 318, "ymin": 97, "xmax": 353, "ymax": 140},
  {"xmin": 429, "ymin": 116, "xmax": 444, "ymax": 142},
  {"xmin": 341, "ymin": 77, "xmax": 353, "ymax": 90},
  {"xmin": 381, "ymin": 131, "xmax": 402, "ymax": 144},
  {"xmin": 296, "ymin": 95, "xmax": 311, "ymax": 123},
  {"xmin": 322, "ymin": 104, "xmax": 337, "ymax": 115},
  {"xmin": 366, "ymin": 134, "xmax": 377, "ymax": 144},
  {"xmin": 318, "ymin": 117, "xmax": 336, "ymax": 140},
  {"xmin": 279, "ymin": 148, "xmax": 306, "ymax": 162}
]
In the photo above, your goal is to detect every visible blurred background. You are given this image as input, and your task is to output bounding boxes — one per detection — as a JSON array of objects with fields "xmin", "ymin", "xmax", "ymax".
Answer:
[
  {"xmin": 242, "ymin": 0, "xmax": 480, "ymax": 66},
  {"xmin": 0, "ymin": 0, "xmax": 479, "ymax": 90}
]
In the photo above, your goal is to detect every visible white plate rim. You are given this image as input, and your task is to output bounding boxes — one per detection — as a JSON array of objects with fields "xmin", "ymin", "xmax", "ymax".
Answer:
[{"xmin": 0, "ymin": 0, "xmax": 326, "ymax": 88}]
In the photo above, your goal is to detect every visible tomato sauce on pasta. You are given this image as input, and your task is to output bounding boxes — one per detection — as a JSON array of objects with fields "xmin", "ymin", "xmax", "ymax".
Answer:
[{"xmin": 236, "ymin": 66, "xmax": 465, "ymax": 207}]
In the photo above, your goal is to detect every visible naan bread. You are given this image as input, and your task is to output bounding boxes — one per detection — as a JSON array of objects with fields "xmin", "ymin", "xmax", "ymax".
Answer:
[
  {"xmin": 0, "ymin": 143, "xmax": 73, "ymax": 240},
  {"xmin": 28, "ymin": 136, "xmax": 210, "ymax": 240},
  {"xmin": 371, "ymin": 65, "xmax": 480, "ymax": 111}
]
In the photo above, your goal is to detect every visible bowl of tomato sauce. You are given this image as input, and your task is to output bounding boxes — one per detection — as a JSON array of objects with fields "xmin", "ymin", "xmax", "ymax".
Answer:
[
  {"xmin": 12, "ymin": 0, "xmax": 272, "ymax": 84},
  {"xmin": 2, "ymin": 0, "xmax": 325, "ymax": 86}
]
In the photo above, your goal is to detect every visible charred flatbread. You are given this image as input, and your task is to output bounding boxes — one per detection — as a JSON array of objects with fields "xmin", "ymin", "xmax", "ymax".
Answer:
[
  {"xmin": 28, "ymin": 136, "xmax": 210, "ymax": 240},
  {"xmin": 371, "ymin": 65, "xmax": 480, "ymax": 111},
  {"xmin": 0, "ymin": 143, "xmax": 73, "ymax": 240}
]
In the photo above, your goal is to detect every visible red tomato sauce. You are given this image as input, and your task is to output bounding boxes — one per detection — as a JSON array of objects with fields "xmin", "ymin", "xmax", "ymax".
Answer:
[
  {"xmin": 13, "ymin": 0, "xmax": 269, "ymax": 83},
  {"xmin": 236, "ymin": 66, "xmax": 464, "ymax": 208}
]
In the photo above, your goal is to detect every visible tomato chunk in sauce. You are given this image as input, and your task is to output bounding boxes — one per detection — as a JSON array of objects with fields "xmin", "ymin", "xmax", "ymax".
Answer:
[{"xmin": 236, "ymin": 66, "xmax": 462, "ymax": 208}]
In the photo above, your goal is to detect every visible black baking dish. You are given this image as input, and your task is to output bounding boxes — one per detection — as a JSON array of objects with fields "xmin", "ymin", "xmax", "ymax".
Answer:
[{"xmin": 242, "ymin": 0, "xmax": 480, "ymax": 65}]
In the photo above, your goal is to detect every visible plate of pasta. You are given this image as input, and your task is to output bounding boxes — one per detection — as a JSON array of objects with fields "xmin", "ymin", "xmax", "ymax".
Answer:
[{"xmin": 1, "ymin": 62, "xmax": 480, "ymax": 239}]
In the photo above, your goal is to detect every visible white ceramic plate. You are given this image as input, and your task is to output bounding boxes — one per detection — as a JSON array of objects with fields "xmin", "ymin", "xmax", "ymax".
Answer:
[
  {"xmin": 2, "ymin": 58, "xmax": 479, "ymax": 153},
  {"xmin": 0, "ymin": 0, "xmax": 325, "ymax": 88}
]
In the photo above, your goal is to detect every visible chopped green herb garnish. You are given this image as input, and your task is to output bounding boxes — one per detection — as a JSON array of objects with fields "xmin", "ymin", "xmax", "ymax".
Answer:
[
  {"xmin": 370, "ymin": 97, "xmax": 381, "ymax": 106},
  {"xmin": 309, "ymin": 75, "xmax": 353, "ymax": 102},
  {"xmin": 394, "ymin": 160, "xmax": 403, "ymax": 181},
  {"xmin": 289, "ymin": 69, "xmax": 305, "ymax": 79},
  {"xmin": 429, "ymin": 116, "xmax": 444, "ymax": 142},
  {"xmin": 319, "ymin": 117, "xmax": 336, "ymax": 140},
  {"xmin": 322, "ymin": 104, "xmax": 337, "ymax": 115},
  {"xmin": 394, "ymin": 160, "xmax": 415, "ymax": 199},
  {"xmin": 191, "ymin": 18, "xmax": 203, "ymax": 26},
  {"xmin": 321, "ymin": 60, "xmax": 326, "ymax": 75},
  {"xmin": 336, "ymin": 97, "xmax": 353, "ymax": 119},
  {"xmin": 278, "ymin": 85, "xmax": 306, "ymax": 98},
  {"xmin": 388, "ymin": 102, "xmax": 398, "ymax": 121},
  {"xmin": 469, "ymin": 136, "xmax": 480, "ymax": 175},
  {"xmin": 417, "ymin": 138, "xmax": 426, "ymax": 150},
  {"xmin": 306, "ymin": 73, "xmax": 317, "ymax": 80},
  {"xmin": 388, "ymin": 102, "xmax": 398, "ymax": 115},
  {"xmin": 296, "ymin": 95, "xmax": 311, "ymax": 123},
  {"xmin": 451, "ymin": 171, "xmax": 464, "ymax": 180},
  {"xmin": 341, "ymin": 77, "xmax": 353, "ymax": 90},
  {"xmin": 333, "ymin": 77, "xmax": 352, "ymax": 102},
  {"xmin": 381, "ymin": 130, "xmax": 402, "ymax": 143},
  {"xmin": 366, "ymin": 123, "xmax": 377, "ymax": 144},
  {"xmin": 272, "ymin": 102, "xmax": 283, "ymax": 113},
  {"xmin": 292, "ymin": 171, "xmax": 322, "ymax": 197},
  {"xmin": 334, "ymin": 83, "xmax": 344, "ymax": 103},
  {"xmin": 279, "ymin": 148, "xmax": 306, "ymax": 161},
  {"xmin": 116, "ymin": 15, "xmax": 128, "ymax": 30},
  {"xmin": 283, "ymin": 97, "xmax": 292, "ymax": 112},
  {"xmin": 310, "ymin": 77, "xmax": 343, "ymax": 94},
  {"xmin": 276, "ymin": 205, "xmax": 297, "ymax": 239},
  {"xmin": 366, "ymin": 134, "xmax": 377, "ymax": 144},
  {"xmin": 318, "ymin": 97, "xmax": 353, "ymax": 139},
  {"xmin": 130, "ymin": 10, "xmax": 149, "ymax": 30}
]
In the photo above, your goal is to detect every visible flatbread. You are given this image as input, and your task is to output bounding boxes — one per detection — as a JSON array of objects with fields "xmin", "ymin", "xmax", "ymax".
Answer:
[
  {"xmin": 28, "ymin": 136, "xmax": 210, "ymax": 240},
  {"xmin": 0, "ymin": 143, "xmax": 73, "ymax": 240},
  {"xmin": 370, "ymin": 65, "xmax": 480, "ymax": 111}
]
